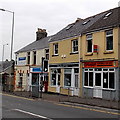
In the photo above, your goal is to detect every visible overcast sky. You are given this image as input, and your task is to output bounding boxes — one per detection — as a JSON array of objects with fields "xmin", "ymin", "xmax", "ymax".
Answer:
[{"xmin": 0, "ymin": 0, "xmax": 119, "ymax": 61}]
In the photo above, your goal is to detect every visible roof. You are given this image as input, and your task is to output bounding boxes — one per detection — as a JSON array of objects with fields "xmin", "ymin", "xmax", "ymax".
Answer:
[
  {"xmin": 50, "ymin": 7, "xmax": 120, "ymax": 42},
  {"xmin": 83, "ymin": 7, "xmax": 120, "ymax": 34},
  {"xmin": 50, "ymin": 11, "xmax": 107, "ymax": 42},
  {"xmin": 16, "ymin": 36, "xmax": 51, "ymax": 53},
  {"xmin": 0, "ymin": 61, "xmax": 14, "ymax": 73}
]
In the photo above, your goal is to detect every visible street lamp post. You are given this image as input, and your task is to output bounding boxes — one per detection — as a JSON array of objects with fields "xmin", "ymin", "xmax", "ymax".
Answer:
[
  {"xmin": 2, "ymin": 44, "xmax": 8, "ymax": 62},
  {"xmin": 0, "ymin": 8, "xmax": 14, "ymax": 61}
]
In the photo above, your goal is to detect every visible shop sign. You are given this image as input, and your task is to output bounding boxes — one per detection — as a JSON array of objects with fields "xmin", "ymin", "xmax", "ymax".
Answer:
[
  {"xmin": 83, "ymin": 61, "xmax": 118, "ymax": 68},
  {"xmin": 18, "ymin": 57, "xmax": 26, "ymax": 65},
  {"xmin": 30, "ymin": 68, "xmax": 42, "ymax": 73}
]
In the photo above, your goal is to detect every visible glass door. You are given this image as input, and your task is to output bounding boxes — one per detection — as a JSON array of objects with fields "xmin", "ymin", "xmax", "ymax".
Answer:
[{"xmin": 93, "ymin": 72, "xmax": 102, "ymax": 98}]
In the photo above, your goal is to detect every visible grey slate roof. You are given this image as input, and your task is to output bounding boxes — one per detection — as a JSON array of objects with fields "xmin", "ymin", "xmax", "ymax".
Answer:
[
  {"xmin": 50, "ymin": 11, "xmax": 107, "ymax": 42},
  {"xmin": 0, "ymin": 61, "xmax": 14, "ymax": 73},
  {"xmin": 16, "ymin": 36, "xmax": 51, "ymax": 53},
  {"xmin": 83, "ymin": 7, "xmax": 120, "ymax": 34},
  {"xmin": 50, "ymin": 7, "xmax": 120, "ymax": 42}
]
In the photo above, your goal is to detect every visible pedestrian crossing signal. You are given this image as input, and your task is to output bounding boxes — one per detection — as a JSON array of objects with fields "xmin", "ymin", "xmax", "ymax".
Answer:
[{"xmin": 43, "ymin": 60, "xmax": 48, "ymax": 72}]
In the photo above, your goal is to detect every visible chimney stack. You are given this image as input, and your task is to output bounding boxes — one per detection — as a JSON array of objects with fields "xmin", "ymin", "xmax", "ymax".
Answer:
[{"xmin": 36, "ymin": 28, "xmax": 47, "ymax": 41}]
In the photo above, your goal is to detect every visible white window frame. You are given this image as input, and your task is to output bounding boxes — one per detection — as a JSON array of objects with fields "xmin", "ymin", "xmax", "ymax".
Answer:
[
  {"xmin": 64, "ymin": 68, "xmax": 72, "ymax": 87},
  {"xmin": 106, "ymin": 30, "xmax": 113, "ymax": 51},
  {"xmin": 84, "ymin": 69, "xmax": 94, "ymax": 88},
  {"xmin": 54, "ymin": 43, "xmax": 58, "ymax": 55},
  {"xmin": 72, "ymin": 39, "xmax": 78, "ymax": 53},
  {"xmin": 83, "ymin": 68, "xmax": 116, "ymax": 90},
  {"xmin": 86, "ymin": 34, "xmax": 93, "ymax": 53}
]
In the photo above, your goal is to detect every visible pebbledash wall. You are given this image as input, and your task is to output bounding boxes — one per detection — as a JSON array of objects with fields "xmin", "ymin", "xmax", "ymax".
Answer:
[{"xmin": 81, "ymin": 27, "xmax": 120, "ymax": 101}]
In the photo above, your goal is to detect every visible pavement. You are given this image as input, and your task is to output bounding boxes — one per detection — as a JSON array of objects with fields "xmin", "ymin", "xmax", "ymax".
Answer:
[{"xmin": 2, "ymin": 91, "xmax": 120, "ymax": 110}]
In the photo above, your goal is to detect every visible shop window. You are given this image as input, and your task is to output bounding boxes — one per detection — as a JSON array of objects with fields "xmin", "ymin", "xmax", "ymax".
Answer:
[
  {"xmin": 72, "ymin": 39, "xmax": 78, "ymax": 53},
  {"xmin": 106, "ymin": 30, "xmax": 113, "ymax": 51},
  {"xmin": 103, "ymin": 70, "xmax": 115, "ymax": 89},
  {"xmin": 54, "ymin": 43, "xmax": 58, "ymax": 55},
  {"xmin": 84, "ymin": 71, "xmax": 93, "ymax": 87},
  {"xmin": 58, "ymin": 74, "xmax": 60, "ymax": 86},
  {"xmin": 84, "ymin": 72, "xmax": 88, "ymax": 86},
  {"xmin": 51, "ymin": 73, "xmax": 56, "ymax": 86},
  {"xmin": 103, "ymin": 72, "xmax": 108, "ymax": 88},
  {"xmin": 109, "ymin": 72, "xmax": 114, "ymax": 89},
  {"xmin": 86, "ymin": 34, "xmax": 92, "ymax": 53},
  {"xmin": 89, "ymin": 72, "xmax": 93, "ymax": 87},
  {"xmin": 27, "ymin": 52, "xmax": 30, "ymax": 65},
  {"xmin": 18, "ymin": 73, "xmax": 23, "ymax": 88},
  {"xmin": 64, "ymin": 69, "xmax": 71, "ymax": 87}
]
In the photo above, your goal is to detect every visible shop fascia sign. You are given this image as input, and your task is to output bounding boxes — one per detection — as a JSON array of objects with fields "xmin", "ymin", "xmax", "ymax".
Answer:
[
  {"xmin": 30, "ymin": 67, "xmax": 42, "ymax": 73},
  {"xmin": 83, "ymin": 61, "xmax": 118, "ymax": 68}
]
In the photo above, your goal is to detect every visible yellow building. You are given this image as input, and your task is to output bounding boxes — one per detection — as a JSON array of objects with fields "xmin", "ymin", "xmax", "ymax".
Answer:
[
  {"xmin": 48, "ymin": 10, "xmax": 107, "ymax": 96},
  {"xmin": 15, "ymin": 29, "xmax": 50, "ymax": 92},
  {"xmin": 80, "ymin": 7, "xmax": 120, "ymax": 100}
]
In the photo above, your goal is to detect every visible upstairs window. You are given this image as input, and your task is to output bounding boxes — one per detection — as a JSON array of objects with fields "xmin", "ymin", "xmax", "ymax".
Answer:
[
  {"xmin": 72, "ymin": 39, "xmax": 78, "ymax": 53},
  {"xmin": 27, "ymin": 52, "xmax": 30, "ymax": 65},
  {"xmin": 33, "ymin": 51, "xmax": 36, "ymax": 65},
  {"xmin": 86, "ymin": 34, "xmax": 92, "ymax": 53},
  {"xmin": 45, "ymin": 49, "xmax": 49, "ymax": 60},
  {"xmin": 54, "ymin": 43, "xmax": 58, "ymax": 55},
  {"xmin": 106, "ymin": 30, "xmax": 113, "ymax": 51}
]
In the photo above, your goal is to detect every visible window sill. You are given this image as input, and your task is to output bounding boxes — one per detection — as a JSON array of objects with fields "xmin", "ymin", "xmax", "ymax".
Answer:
[
  {"xmin": 70, "ymin": 52, "xmax": 78, "ymax": 55},
  {"xmin": 103, "ymin": 51, "xmax": 114, "ymax": 54},
  {"xmin": 85, "ymin": 53, "xmax": 93, "ymax": 56},
  {"xmin": 84, "ymin": 86, "xmax": 94, "ymax": 89},
  {"xmin": 102, "ymin": 88, "xmax": 115, "ymax": 91},
  {"xmin": 52, "ymin": 54, "xmax": 59, "ymax": 57}
]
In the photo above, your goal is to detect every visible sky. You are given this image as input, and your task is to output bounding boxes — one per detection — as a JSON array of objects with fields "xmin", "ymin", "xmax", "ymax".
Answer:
[{"xmin": 0, "ymin": 0, "xmax": 120, "ymax": 61}]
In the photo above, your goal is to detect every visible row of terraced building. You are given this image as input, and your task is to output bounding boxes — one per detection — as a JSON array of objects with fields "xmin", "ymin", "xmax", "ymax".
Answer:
[{"xmin": 14, "ymin": 7, "xmax": 120, "ymax": 101}]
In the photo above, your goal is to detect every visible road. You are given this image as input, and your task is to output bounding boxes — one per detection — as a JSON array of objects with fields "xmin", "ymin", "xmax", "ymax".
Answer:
[{"xmin": 1, "ymin": 93, "xmax": 120, "ymax": 119}]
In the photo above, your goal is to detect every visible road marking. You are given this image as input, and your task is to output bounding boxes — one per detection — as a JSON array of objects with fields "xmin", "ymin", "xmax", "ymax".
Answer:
[
  {"xmin": 55, "ymin": 103, "xmax": 120, "ymax": 116},
  {"xmin": 13, "ymin": 109, "xmax": 52, "ymax": 120},
  {"xmin": 1, "ymin": 93, "xmax": 35, "ymax": 101}
]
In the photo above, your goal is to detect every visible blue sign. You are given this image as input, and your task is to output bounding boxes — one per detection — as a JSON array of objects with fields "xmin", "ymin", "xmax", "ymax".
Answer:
[
  {"xmin": 19, "ymin": 57, "xmax": 26, "ymax": 61},
  {"xmin": 32, "ymin": 68, "xmax": 42, "ymax": 72}
]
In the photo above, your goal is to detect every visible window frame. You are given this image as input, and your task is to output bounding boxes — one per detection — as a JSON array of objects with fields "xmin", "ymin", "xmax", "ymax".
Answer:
[
  {"xmin": 33, "ymin": 51, "xmax": 36, "ymax": 65},
  {"xmin": 72, "ymin": 39, "xmax": 78, "ymax": 53},
  {"xmin": 18, "ymin": 73, "xmax": 23, "ymax": 88},
  {"xmin": 84, "ymin": 69, "xmax": 94, "ymax": 88},
  {"xmin": 106, "ymin": 30, "xmax": 113, "ymax": 51},
  {"xmin": 53, "ymin": 43, "xmax": 58, "ymax": 55},
  {"xmin": 27, "ymin": 52, "xmax": 30, "ymax": 65},
  {"xmin": 64, "ymin": 68, "xmax": 72, "ymax": 87},
  {"xmin": 86, "ymin": 34, "xmax": 93, "ymax": 53}
]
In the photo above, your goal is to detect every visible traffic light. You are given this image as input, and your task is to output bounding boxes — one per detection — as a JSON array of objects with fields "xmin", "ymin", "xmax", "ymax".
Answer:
[{"xmin": 43, "ymin": 60, "xmax": 48, "ymax": 72}]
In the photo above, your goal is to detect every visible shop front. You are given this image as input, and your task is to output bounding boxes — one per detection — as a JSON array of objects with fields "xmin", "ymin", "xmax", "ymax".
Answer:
[
  {"xmin": 30, "ymin": 67, "xmax": 48, "ymax": 92},
  {"xmin": 49, "ymin": 63, "xmax": 79, "ymax": 96},
  {"xmin": 82, "ymin": 60, "xmax": 119, "ymax": 101}
]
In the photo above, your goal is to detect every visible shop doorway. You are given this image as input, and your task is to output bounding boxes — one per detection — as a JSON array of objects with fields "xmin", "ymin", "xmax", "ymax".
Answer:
[{"xmin": 93, "ymin": 72, "xmax": 102, "ymax": 98}]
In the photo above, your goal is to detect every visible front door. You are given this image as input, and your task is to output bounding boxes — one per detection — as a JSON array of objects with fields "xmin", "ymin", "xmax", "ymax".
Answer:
[{"xmin": 93, "ymin": 72, "xmax": 102, "ymax": 98}]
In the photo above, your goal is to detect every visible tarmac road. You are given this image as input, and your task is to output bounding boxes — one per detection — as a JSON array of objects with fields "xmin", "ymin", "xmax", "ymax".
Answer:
[{"xmin": 1, "ymin": 93, "xmax": 120, "ymax": 119}]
